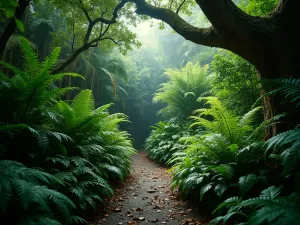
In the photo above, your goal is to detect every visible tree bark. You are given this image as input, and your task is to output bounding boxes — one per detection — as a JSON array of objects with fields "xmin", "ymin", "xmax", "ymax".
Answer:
[
  {"xmin": 0, "ymin": 0, "xmax": 30, "ymax": 55},
  {"xmin": 130, "ymin": 0, "xmax": 300, "ymax": 137}
]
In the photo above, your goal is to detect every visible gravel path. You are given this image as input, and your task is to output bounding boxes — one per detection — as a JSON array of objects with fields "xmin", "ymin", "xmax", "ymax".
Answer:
[{"xmin": 91, "ymin": 151, "xmax": 209, "ymax": 225}]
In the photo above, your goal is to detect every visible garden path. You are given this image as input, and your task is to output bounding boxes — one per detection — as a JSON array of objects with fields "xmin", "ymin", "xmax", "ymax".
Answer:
[{"xmin": 90, "ymin": 151, "xmax": 209, "ymax": 225}]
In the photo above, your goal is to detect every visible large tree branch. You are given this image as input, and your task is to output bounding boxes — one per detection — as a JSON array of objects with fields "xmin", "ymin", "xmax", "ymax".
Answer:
[
  {"xmin": 130, "ymin": 0, "xmax": 223, "ymax": 48},
  {"xmin": 0, "ymin": 0, "xmax": 31, "ymax": 55},
  {"xmin": 130, "ymin": 0, "xmax": 279, "ymax": 66},
  {"xmin": 52, "ymin": 23, "xmax": 112, "ymax": 73},
  {"xmin": 194, "ymin": 0, "xmax": 274, "ymax": 45},
  {"xmin": 51, "ymin": 44, "xmax": 90, "ymax": 74},
  {"xmin": 53, "ymin": 0, "xmax": 129, "ymax": 73}
]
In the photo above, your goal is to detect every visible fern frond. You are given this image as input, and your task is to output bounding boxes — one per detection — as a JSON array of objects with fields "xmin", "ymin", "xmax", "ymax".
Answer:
[
  {"xmin": 40, "ymin": 47, "xmax": 61, "ymax": 74},
  {"xmin": 212, "ymin": 196, "xmax": 242, "ymax": 214},
  {"xmin": 19, "ymin": 36, "xmax": 40, "ymax": 77},
  {"xmin": 200, "ymin": 183, "xmax": 213, "ymax": 200},
  {"xmin": 239, "ymin": 174, "xmax": 259, "ymax": 196},
  {"xmin": 260, "ymin": 186, "xmax": 282, "ymax": 199},
  {"xmin": 265, "ymin": 128, "xmax": 300, "ymax": 150},
  {"xmin": 268, "ymin": 77, "xmax": 300, "ymax": 107}
]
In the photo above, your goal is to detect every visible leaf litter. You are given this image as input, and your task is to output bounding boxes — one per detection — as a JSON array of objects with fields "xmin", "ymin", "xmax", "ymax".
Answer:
[{"xmin": 89, "ymin": 152, "xmax": 210, "ymax": 225}]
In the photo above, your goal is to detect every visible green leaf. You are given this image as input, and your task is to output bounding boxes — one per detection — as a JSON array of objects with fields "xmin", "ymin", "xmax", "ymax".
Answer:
[
  {"xmin": 239, "ymin": 174, "xmax": 259, "ymax": 196},
  {"xmin": 228, "ymin": 144, "xmax": 239, "ymax": 153},
  {"xmin": 260, "ymin": 186, "xmax": 281, "ymax": 199},
  {"xmin": 5, "ymin": 9, "xmax": 14, "ymax": 18},
  {"xmin": 15, "ymin": 19, "xmax": 24, "ymax": 32},
  {"xmin": 223, "ymin": 212, "xmax": 241, "ymax": 223},
  {"xmin": 200, "ymin": 183, "xmax": 213, "ymax": 201},
  {"xmin": 214, "ymin": 183, "xmax": 229, "ymax": 197}
]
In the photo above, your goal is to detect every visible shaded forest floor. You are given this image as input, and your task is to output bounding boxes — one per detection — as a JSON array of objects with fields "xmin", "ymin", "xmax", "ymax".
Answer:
[{"xmin": 90, "ymin": 151, "xmax": 210, "ymax": 225}]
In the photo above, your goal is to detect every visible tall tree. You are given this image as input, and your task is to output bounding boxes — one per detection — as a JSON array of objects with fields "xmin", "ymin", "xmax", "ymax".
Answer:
[{"xmin": 125, "ymin": 0, "xmax": 299, "ymax": 137}]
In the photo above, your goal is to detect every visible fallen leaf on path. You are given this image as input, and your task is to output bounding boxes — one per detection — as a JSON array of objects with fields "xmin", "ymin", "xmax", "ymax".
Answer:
[
  {"xmin": 127, "ymin": 222, "xmax": 136, "ymax": 225},
  {"xmin": 113, "ymin": 208, "xmax": 122, "ymax": 212}
]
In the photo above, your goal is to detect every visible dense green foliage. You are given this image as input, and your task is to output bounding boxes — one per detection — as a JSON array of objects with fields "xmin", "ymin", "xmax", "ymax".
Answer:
[
  {"xmin": 169, "ymin": 97, "xmax": 264, "ymax": 211},
  {"xmin": 209, "ymin": 78, "xmax": 300, "ymax": 224},
  {"xmin": 240, "ymin": 0, "xmax": 278, "ymax": 16},
  {"xmin": 147, "ymin": 77, "xmax": 300, "ymax": 223},
  {"xmin": 211, "ymin": 50, "xmax": 260, "ymax": 114},
  {"xmin": 1, "ymin": 0, "xmax": 299, "ymax": 225},
  {"xmin": 153, "ymin": 62, "xmax": 211, "ymax": 119},
  {"xmin": 144, "ymin": 2, "xmax": 299, "ymax": 221},
  {"xmin": 0, "ymin": 38, "xmax": 135, "ymax": 224},
  {"xmin": 0, "ymin": 160, "xmax": 81, "ymax": 225},
  {"xmin": 145, "ymin": 120, "xmax": 203, "ymax": 164}
]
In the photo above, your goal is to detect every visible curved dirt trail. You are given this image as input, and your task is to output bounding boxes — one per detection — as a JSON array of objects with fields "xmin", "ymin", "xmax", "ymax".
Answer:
[{"xmin": 92, "ymin": 151, "xmax": 209, "ymax": 225}]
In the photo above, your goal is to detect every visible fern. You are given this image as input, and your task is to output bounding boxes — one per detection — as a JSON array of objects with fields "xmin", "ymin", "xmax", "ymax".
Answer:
[
  {"xmin": 212, "ymin": 186, "xmax": 300, "ymax": 225},
  {"xmin": 44, "ymin": 90, "xmax": 135, "ymax": 213},
  {"xmin": 266, "ymin": 77, "xmax": 300, "ymax": 107},
  {"xmin": 145, "ymin": 120, "xmax": 194, "ymax": 165},
  {"xmin": 163, "ymin": 97, "xmax": 266, "ymax": 214},
  {"xmin": 153, "ymin": 62, "xmax": 211, "ymax": 118},
  {"xmin": 265, "ymin": 128, "xmax": 300, "ymax": 173},
  {"xmin": 239, "ymin": 174, "xmax": 259, "ymax": 196},
  {"xmin": 0, "ymin": 160, "xmax": 78, "ymax": 224},
  {"xmin": 0, "ymin": 37, "xmax": 82, "ymax": 125}
]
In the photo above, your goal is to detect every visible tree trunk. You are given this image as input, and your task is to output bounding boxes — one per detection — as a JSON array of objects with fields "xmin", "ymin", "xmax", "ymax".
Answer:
[
  {"xmin": 256, "ymin": 50, "xmax": 300, "ymax": 136},
  {"xmin": 253, "ymin": 0, "xmax": 300, "ymax": 134}
]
